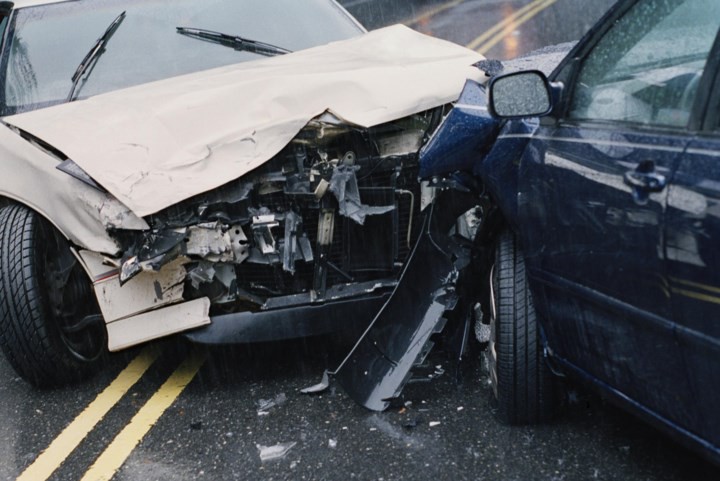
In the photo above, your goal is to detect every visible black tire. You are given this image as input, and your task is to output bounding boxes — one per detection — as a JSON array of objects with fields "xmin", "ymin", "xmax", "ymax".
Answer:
[
  {"xmin": 0, "ymin": 204, "xmax": 106, "ymax": 387},
  {"xmin": 486, "ymin": 230, "xmax": 556, "ymax": 424}
]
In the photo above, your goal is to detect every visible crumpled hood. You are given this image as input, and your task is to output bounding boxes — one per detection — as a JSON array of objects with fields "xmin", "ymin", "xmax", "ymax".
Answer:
[{"xmin": 5, "ymin": 25, "xmax": 484, "ymax": 217}]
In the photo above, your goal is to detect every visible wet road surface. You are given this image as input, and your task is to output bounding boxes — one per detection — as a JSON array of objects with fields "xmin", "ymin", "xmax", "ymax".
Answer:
[
  {"xmin": 3, "ymin": 338, "xmax": 718, "ymax": 480},
  {"xmin": 3, "ymin": 1, "xmax": 720, "ymax": 480}
]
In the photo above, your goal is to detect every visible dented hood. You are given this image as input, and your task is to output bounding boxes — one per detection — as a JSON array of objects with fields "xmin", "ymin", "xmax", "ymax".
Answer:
[{"xmin": 5, "ymin": 25, "xmax": 483, "ymax": 217}]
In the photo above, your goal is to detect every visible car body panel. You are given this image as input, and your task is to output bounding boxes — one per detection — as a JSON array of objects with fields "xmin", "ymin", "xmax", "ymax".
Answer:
[
  {"xmin": 419, "ymin": 79, "xmax": 498, "ymax": 178},
  {"xmin": 514, "ymin": 125, "xmax": 695, "ymax": 432},
  {"xmin": 5, "ymin": 25, "xmax": 483, "ymax": 217},
  {"xmin": 666, "ymin": 136, "xmax": 720, "ymax": 449},
  {"xmin": 0, "ymin": 122, "xmax": 134, "ymax": 254}
]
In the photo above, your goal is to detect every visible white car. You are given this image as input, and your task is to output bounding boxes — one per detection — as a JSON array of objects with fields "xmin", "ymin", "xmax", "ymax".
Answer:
[{"xmin": 0, "ymin": 0, "xmax": 483, "ymax": 400}]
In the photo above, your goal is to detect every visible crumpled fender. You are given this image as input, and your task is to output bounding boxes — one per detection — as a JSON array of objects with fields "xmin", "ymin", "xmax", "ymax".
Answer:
[{"xmin": 419, "ymin": 79, "xmax": 500, "ymax": 179}]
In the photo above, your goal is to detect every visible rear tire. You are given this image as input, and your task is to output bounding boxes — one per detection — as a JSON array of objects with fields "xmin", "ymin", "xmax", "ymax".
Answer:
[
  {"xmin": 486, "ymin": 229, "xmax": 556, "ymax": 424},
  {"xmin": 0, "ymin": 204, "xmax": 106, "ymax": 387}
]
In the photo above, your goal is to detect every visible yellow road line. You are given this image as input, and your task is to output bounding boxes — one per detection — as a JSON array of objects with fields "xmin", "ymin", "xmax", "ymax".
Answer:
[
  {"xmin": 80, "ymin": 351, "xmax": 207, "ymax": 481},
  {"xmin": 465, "ymin": 0, "xmax": 556, "ymax": 52},
  {"xmin": 478, "ymin": 0, "xmax": 558, "ymax": 54},
  {"xmin": 16, "ymin": 346, "xmax": 162, "ymax": 481},
  {"xmin": 404, "ymin": 0, "xmax": 465, "ymax": 27},
  {"xmin": 670, "ymin": 276, "xmax": 720, "ymax": 295},
  {"xmin": 672, "ymin": 287, "xmax": 720, "ymax": 305}
]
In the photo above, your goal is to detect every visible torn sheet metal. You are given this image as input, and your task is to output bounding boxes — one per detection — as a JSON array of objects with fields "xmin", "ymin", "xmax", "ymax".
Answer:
[
  {"xmin": 106, "ymin": 297, "xmax": 210, "ymax": 352},
  {"xmin": 5, "ymin": 25, "xmax": 484, "ymax": 217},
  {"xmin": 78, "ymin": 250, "xmax": 188, "ymax": 322}
]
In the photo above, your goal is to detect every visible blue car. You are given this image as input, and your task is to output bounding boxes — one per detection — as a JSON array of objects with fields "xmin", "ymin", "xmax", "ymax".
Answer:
[{"xmin": 424, "ymin": 0, "xmax": 720, "ymax": 465}]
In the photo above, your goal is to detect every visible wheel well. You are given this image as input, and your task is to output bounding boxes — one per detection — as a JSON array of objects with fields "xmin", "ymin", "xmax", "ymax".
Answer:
[{"xmin": 0, "ymin": 195, "xmax": 74, "ymax": 245}]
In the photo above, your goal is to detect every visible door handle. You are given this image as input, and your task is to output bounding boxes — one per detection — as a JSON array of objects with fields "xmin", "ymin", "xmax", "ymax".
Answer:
[{"xmin": 624, "ymin": 161, "xmax": 667, "ymax": 193}]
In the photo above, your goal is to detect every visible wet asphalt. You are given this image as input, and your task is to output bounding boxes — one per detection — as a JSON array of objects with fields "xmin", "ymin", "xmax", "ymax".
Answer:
[
  {"xmin": 2, "ymin": 337, "xmax": 718, "ymax": 480},
  {"xmin": 2, "ymin": 1, "xmax": 720, "ymax": 480}
]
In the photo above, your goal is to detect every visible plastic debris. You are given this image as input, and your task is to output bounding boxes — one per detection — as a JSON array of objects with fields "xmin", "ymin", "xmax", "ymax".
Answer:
[
  {"xmin": 300, "ymin": 371, "xmax": 330, "ymax": 394},
  {"xmin": 257, "ymin": 392, "xmax": 287, "ymax": 414},
  {"xmin": 457, "ymin": 406, "xmax": 464, "ymax": 412},
  {"xmin": 257, "ymin": 442, "xmax": 297, "ymax": 462},
  {"xmin": 328, "ymin": 439, "xmax": 338, "ymax": 449},
  {"xmin": 429, "ymin": 421, "xmax": 441, "ymax": 427},
  {"xmin": 403, "ymin": 416, "xmax": 422, "ymax": 429}
]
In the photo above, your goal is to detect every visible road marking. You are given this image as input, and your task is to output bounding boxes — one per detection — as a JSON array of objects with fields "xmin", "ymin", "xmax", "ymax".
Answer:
[
  {"xmin": 16, "ymin": 346, "xmax": 162, "ymax": 481},
  {"xmin": 466, "ymin": 0, "xmax": 557, "ymax": 53},
  {"xmin": 671, "ymin": 287, "xmax": 720, "ymax": 305},
  {"xmin": 404, "ymin": 0, "xmax": 465, "ymax": 27},
  {"xmin": 79, "ymin": 350, "xmax": 207, "ymax": 481}
]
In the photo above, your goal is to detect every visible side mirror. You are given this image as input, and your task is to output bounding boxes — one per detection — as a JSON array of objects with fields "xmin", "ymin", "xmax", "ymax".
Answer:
[{"xmin": 488, "ymin": 70, "xmax": 553, "ymax": 119}]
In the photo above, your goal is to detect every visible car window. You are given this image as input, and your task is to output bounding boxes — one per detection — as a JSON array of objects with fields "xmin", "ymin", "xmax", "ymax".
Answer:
[
  {"xmin": 568, "ymin": 0, "xmax": 720, "ymax": 128},
  {"xmin": 1, "ymin": 0, "xmax": 362, "ymax": 115}
]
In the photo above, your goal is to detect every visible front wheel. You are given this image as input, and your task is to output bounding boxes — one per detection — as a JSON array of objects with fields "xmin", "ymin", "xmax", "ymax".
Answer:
[
  {"xmin": 0, "ymin": 204, "xmax": 106, "ymax": 386},
  {"xmin": 485, "ymin": 230, "xmax": 557, "ymax": 424}
]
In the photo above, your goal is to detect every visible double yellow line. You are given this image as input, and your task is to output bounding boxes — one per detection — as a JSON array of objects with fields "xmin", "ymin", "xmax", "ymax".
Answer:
[
  {"xmin": 406, "ymin": 0, "xmax": 558, "ymax": 53},
  {"xmin": 17, "ymin": 347, "xmax": 206, "ymax": 481},
  {"xmin": 466, "ymin": 0, "xmax": 559, "ymax": 53}
]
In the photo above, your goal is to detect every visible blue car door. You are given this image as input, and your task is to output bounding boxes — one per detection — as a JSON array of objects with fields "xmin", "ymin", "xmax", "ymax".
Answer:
[
  {"xmin": 666, "ymin": 68, "xmax": 720, "ymax": 449},
  {"xmin": 516, "ymin": 0, "xmax": 720, "ymax": 430}
]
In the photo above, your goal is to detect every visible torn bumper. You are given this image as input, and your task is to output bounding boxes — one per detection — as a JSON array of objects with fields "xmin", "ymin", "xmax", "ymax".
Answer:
[
  {"xmin": 184, "ymin": 290, "xmax": 390, "ymax": 344},
  {"xmin": 332, "ymin": 188, "xmax": 476, "ymax": 411}
]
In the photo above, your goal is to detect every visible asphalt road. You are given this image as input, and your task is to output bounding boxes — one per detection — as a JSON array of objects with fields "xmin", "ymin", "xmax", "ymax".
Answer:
[{"xmin": 3, "ymin": 1, "xmax": 720, "ymax": 480}]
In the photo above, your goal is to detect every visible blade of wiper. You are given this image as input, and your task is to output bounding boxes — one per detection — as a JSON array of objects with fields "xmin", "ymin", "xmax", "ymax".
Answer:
[
  {"xmin": 67, "ymin": 11, "xmax": 126, "ymax": 102},
  {"xmin": 176, "ymin": 27, "xmax": 291, "ymax": 57}
]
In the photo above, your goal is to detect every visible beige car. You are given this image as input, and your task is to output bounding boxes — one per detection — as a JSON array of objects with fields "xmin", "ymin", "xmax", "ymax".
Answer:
[{"xmin": 0, "ymin": 0, "xmax": 483, "ymax": 390}]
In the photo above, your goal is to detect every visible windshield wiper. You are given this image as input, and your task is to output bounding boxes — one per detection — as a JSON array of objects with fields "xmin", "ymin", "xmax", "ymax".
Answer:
[
  {"xmin": 176, "ymin": 27, "xmax": 291, "ymax": 57},
  {"xmin": 67, "ymin": 11, "xmax": 126, "ymax": 102}
]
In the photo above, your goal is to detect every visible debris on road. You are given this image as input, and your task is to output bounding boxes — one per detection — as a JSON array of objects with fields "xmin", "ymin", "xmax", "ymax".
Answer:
[
  {"xmin": 257, "ymin": 442, "xmax": 297, "ymax": 462},
  {"xmin": 257, "ymin": 393, "xmax": 287, "ymax": 415}
]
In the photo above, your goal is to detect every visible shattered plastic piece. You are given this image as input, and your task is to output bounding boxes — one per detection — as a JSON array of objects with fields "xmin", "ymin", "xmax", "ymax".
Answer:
[
  {"xmin": 402, "ymin": 416, "xmax": 421, "ymax": 429},
  {"xmin": 328, "ymin": 439, "xmax": 338, "ymax": 449},
  {"xmin": 328, "ymin": 165, "xmax": 394, "ymax": 225},
  {"xmin": 251, "ymin": 214, "xmax": 280, "ymax": 255},
  {"xmin": 475, "ymin": 322, "xmax": 491, "ymax": 344},
  {"xmin": 429, "ymin": 421, "xmax": 441, "ymax": 427},
  {"xmin": 186, "ymin": 223, "xmax": 234, "ymax": 261},
  {"xmin": 187, "ymin": 262, "xmax": 216, "ymax": 289},
  {"xmin": 257, "ymin": 442, "xmax": 297, "ymax": 462},
  {"xmin": 300, "ymin": 371, "xmax": 330, "ymax": 394},
  {"xmin": 257, "ymin": 393, "xmax": 287, "ymax": 412}
]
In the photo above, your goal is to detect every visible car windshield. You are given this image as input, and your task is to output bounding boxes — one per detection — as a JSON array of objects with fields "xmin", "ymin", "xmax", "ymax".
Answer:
[{"xmin": 0, "ymin": 0, "xmax": 362, "ymax": 115}]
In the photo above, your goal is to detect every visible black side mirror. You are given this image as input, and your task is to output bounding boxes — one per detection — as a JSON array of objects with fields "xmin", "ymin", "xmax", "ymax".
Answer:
[{"xmin": 488, "ymin": 70, "xmax": 553, "ymax": 119}]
